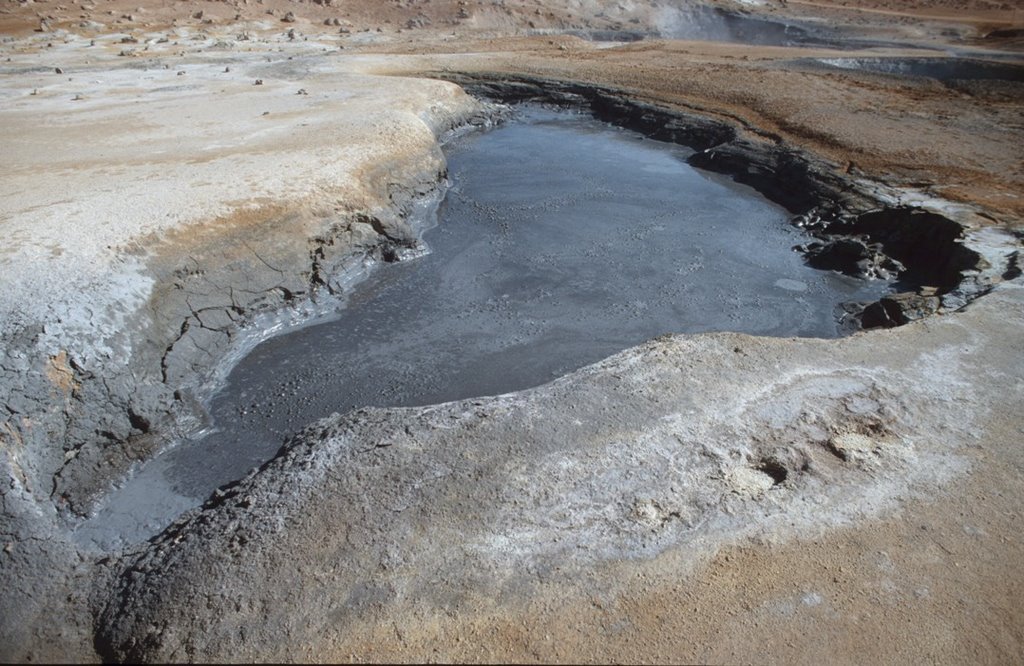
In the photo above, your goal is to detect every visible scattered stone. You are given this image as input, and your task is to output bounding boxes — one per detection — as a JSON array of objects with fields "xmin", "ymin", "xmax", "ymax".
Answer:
[
  {"xmin": 223, "ymin": 66, "xmax": 230, "ymax": 73},
  {"xmin": 282, "ymin": 11, "xmax": 296, "ymax": 23},
  {"xmin": 176, "ymin": 70, "xmax": 185, "ymax": 76},
  {"xmin": 406, "ymin": 15, "xmax": 429, "ymax": 29},
  {"xmin": 253, "ymin": 79, "xmax": 263, "ymax": 85},
  {"xmin": 192, "ymin": 10, "xmax": 203, "ymax": 19},
  {"xmin": 287, "ymin": 28, "xmax": 296, "ymax": 40},
  {"xmin": 120, "ymin": 35, "xmax": 137, "ymax": 43},
  {"xmin": 37, "ymin": 18, "xmax": 51, "ymax": 32},
  {"xmin": 72, "ymin": 93, "xmax": 83, "ymax": 100},
  {"xmin": 54, "ymin": 66, "xmax": 63, "ymax": 74},
  {"xmin": 296, "ymin": 88, "xmax": 307, "ymax": 95}
]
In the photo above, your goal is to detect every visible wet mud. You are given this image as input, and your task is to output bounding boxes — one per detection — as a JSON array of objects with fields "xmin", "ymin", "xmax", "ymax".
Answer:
[{"xmin": 75, "ymin": 107, "xmax": 893, "ymax": 549}]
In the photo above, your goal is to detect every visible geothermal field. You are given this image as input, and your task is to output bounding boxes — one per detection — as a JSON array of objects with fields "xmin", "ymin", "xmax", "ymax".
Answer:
[{"xmin": 1, "ymin": 0, "xmax": 1023, "ymax": 662}]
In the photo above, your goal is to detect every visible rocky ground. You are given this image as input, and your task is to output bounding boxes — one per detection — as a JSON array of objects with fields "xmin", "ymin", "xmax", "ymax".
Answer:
[{"xmin": 1, "ymin": 0, "xmax": 1022, "ymax": 663}]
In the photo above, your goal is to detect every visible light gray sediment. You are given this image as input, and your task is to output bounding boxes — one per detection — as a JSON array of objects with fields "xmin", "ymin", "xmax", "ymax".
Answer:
[{"xmin": 94, "ymin": 282, "xmax": 1024, "ymax": 662}]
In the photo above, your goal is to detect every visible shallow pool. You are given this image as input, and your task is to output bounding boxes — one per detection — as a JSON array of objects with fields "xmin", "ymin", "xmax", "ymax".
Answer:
[{"xmin": 76, "ymin": 107, "xmax": 893, "ymax": 549}]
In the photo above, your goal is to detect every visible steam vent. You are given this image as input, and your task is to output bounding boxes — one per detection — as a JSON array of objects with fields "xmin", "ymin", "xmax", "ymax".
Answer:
[{"xmin": 2, "ymin": 1, "xmax": 1022, "ymax": 663}]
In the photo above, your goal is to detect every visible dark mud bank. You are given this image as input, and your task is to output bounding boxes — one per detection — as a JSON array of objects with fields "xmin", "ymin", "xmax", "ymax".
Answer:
[{"xmin": 442, "ymin": 73, "xmax": 989, "ymax": 323}]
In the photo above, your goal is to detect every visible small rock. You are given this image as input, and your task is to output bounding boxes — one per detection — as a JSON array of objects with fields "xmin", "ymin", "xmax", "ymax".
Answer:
[
  {"xmin": 726, "ymin": 466, "xmax": 776, "ymax": 498},
  {"xmin": 281, "ymin": 11, "xmax": 295, "ymax": 23},
  {"xmin": 828, "ymin": 432, "xmax": 879, "ymax": 461},
  {"xmin": 223, "ymin": 66, "xmax": 230, "ymax": 73},
  {"xmin": 253, "ymin": 79, "xmax": 263, "ymax": 85},
  {"xmin": 192, "ymin": 10, "xmax": 203, "ymax": 19},
  {"xmin": 176, "ymin": 70, "xmax": 185, "ymax": 76},
  {"xmin": 296, "ymin": 88, "xmax": 307, "ymax": 95},
  {"xmin": 54, "ymin": 66, "xmax": 63, "ymax": 74},
  {"xmin": 405, "ymin": 15, "xmax": 429, "ymax": 29},
  {"xmin": 287, "ymin": 27, "xmax": 296, "ymax": 40},
  {"xmin": 861, "ymin": 292, "xmax": 941, "ymax": 328}
]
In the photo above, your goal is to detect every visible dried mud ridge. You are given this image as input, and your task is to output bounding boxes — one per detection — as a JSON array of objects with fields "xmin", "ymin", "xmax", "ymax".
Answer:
[{"xmin": 0, "ymin": 76, "xmax": 1008, "ymax": 662}]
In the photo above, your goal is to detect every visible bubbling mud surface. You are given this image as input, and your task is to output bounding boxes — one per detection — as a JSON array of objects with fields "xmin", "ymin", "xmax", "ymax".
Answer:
[{"xmin": 75, "ymin": 107, "xmax": 893, "ymax": 549}]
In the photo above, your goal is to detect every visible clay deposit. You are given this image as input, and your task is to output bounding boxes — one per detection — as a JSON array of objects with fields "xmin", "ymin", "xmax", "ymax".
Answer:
[{"xmin": 1, "ymin": 0, "xmax": 1022, "ymax": 663}]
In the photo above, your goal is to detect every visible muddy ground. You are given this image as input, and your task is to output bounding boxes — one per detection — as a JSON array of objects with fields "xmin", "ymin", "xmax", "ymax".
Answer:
[{"xmin": 1, "ymin": 0, "xmax": 1023, "ymax": 663}]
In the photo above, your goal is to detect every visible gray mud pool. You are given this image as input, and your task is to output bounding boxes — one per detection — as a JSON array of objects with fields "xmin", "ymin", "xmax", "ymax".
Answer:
[{"xmin": 76, "ymin": 107, "xmax": 893, "ymax": 549}]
